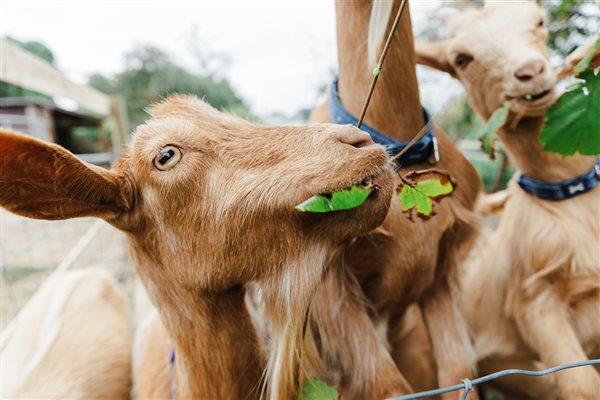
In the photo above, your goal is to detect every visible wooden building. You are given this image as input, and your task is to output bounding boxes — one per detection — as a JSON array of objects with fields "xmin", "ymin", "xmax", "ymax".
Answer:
[{"xmin": 0, "ymin": 97, "xmax": 113, "ymax": 165}]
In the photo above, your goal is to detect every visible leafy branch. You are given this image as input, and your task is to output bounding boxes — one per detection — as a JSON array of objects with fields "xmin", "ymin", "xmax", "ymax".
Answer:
[{"xmin": 397, "ymin": 169, "xmax": 454, "ymax": 220}]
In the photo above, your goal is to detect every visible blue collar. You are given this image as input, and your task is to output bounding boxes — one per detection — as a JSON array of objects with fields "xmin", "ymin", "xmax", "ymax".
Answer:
[
  {"xmin": 517, "ymin": 157, "xmax": 600, "ymax": 200},
  {"xmin": 330, "ymin": 79, "xmax": 438, "ymax": 167}
]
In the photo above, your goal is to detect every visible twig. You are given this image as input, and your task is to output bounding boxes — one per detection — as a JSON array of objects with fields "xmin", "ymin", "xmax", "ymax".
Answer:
[{"xmin": 357, "ymin": 0, "xmax": 408, "ymax": 128}]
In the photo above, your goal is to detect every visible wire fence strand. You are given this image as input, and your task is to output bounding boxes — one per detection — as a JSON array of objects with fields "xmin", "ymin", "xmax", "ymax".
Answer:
[{"xmin": 390, "ymin": 359, "xmax": 600, "ymax": 400}]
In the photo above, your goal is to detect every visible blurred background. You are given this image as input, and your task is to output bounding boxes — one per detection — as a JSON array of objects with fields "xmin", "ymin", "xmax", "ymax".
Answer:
[{"xmin": 1, "ymin": 0, "xmax": 598, "ymax": 326}]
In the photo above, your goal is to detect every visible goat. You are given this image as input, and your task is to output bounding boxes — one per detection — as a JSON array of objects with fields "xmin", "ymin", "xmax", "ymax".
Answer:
[
  {"xmin": 415, "ymin": 2, "xmax": 600, "ymax": 398},
  {"xmin": 0, "ymin": 94, "xmax": 395, "ymax": 399},
  {"xmin": 1, "ymin": 269, "xmax": 132, "ymax": 398},
  {"xmin": 307, "ymin": 1, "xmax": 482, "ymax": 397}
]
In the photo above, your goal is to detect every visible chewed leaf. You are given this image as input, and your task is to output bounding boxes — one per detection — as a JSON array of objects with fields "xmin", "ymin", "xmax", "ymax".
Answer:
[
  {"xmin": 479, "ymin": 101, "xmax": 510, "ymax": 160},
  {"xmin": 295, "ymin": 186, "xmax": 373, "ymax": 213},
  {"xmin": 416, "ymin": 179, "xmax": 453, "ymax": 197},
  {"xmin": 398, "ymin": 169, "xmax": 454, "ymax": 219},
  {"xmin": 540, "ymin": 69, "xmax": 600, "ymax": 155},
  {"xmin": 300, "ymin": 379, "xmax": 338, "ymax": 400},
  {"xmin": 399, "ymin": 184, "xmax": 417, "ymax": 212},
  {"xmin": 574, "ymin": 36, "xmax": 600, "ymax": 74},
  {"xmin": 295, "ymin": 195, "xmax": 333, "ymax": 213},
  {"xmin": 331, "ymin": 186, "xmax": 373, "ymax": 210}
]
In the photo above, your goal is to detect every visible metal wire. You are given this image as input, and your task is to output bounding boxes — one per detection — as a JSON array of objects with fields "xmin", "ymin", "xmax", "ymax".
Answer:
[{"xmin": 391, "ymin": 359, "xmax": 600, "ymax": 400}]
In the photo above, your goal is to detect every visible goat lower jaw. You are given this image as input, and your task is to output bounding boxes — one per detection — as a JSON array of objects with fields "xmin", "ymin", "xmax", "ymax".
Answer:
[{"xmin": 507, "ymin": 88, "xmax": 556, "ymax": 114}]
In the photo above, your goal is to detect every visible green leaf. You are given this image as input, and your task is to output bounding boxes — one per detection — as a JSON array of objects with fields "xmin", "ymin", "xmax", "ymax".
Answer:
[
  {"xmin": 300, "ymin": 379, "xmax": 338, "ymax": 400},
  {"xmin": 399, "ymin": 184, "xmax": 417, "ymax": 212},
  {"xmin": 295, "ymin": 195, "xmax": 333, "ymax": 213},
  {"xmin": 295, "ymin": 186, "xmax": 373, "ymax": 213},
  {"xmin": 540, "ymin": 69, "xmax": 600, "ymax": 156},
  {"xmin": 331, "ymin": 186, "xmax": 373, "ymax": 210},
  {"xmin": 398, "ymin": 176, "xmax": 454, "ymax": 217},
  {"xmin": 478, "ymin": 101, "xmax": 511, "ymax": 160},
  {"xmin": 416, "ymin": 179, "xmax": 454, "ymax": 197},
  {"xmin": 574, "ymin": 37, "xmax": 600, "ymax": 74}
]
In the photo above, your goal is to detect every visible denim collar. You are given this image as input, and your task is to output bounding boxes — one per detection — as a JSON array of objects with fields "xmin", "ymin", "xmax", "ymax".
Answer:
[
  {"xmin": 517, "ymin": 157, "xmax": 600, "ymax": 200},
  {"xmin": 329, "ymin": 78, "xmax": 438, "ymax": 167}
]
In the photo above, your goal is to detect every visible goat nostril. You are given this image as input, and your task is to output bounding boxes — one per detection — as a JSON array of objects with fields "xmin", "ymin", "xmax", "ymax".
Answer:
[
  {"xmin": 336, "ymin": 130, "xmax": 374, "ymax": 148},
  {"xmin": 514, "ymin": 60, "xmax": 546, "ymax": 82},
  {"xmin": 515, "ymin": 73, "xmax": 533, "ymax": 82}
]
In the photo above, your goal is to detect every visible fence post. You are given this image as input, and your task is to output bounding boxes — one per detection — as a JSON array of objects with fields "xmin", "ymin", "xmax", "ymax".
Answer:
[{"xmin": 107, "ymin": 96, "xmax": 129, "ymax": 159}]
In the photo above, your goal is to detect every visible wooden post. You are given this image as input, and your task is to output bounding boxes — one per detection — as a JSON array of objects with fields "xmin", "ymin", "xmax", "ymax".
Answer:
[{"xmin": 107, "ymin": 96, "xmax": 129, "ymax": 158}]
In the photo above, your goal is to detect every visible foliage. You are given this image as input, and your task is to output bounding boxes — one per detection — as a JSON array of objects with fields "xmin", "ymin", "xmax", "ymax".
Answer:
[
  {"xmin": 88, "ymin": 45, "xmax": 253, "ymax": 131},
  {"xmin": 478, "ymin": 102, "xmax": 510, "ymax": 159},
  {"xmin": 295, "ymin": 186, "xmax": 373, "ymax": 213},
  {"xmin": 299, "ymin": 379, "xmax": 338, "ymax": 400},
  {"xmin": 540, "ymin": 69, "xmax": 600, "ymax": 155},
  {"xmin": 546, "ymin": 0, "xmax": 600, "ymax": 57},
  {"xmin": 398, "ymin": 169, "xmax": 454, "ymax": 219},
  {"xmin": 0, "ymin": 36, "xmax": 55, "ymax": 99}
]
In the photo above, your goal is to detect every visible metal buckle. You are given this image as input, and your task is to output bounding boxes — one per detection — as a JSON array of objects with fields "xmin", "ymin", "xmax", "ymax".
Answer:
[{"xmin": 428, "ymin": 135, "xmax": 440, "ymax": 165}]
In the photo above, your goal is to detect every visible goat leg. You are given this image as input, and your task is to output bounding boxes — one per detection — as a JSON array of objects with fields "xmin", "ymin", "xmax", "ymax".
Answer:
[{"xmin": 514, "ymin": 288, "xmax": 600, "ymax": 399}]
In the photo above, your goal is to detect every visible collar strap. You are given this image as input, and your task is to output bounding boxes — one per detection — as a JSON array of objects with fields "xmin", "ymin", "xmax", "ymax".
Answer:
[
  {"xmin": 517, "ymin": 157, "xmax": 600, "ymax": 200},
  {"xmin": 330, "ymin": 78, "xmax": 438, "ymax": 167}
]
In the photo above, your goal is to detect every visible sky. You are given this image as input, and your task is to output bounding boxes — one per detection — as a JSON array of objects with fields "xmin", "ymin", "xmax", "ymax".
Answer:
[{"xmin": 0, "ymin": 0, "xmax": 456, "ymax": 117}]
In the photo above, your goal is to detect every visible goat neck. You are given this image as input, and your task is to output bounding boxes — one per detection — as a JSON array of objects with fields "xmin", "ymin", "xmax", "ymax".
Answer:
[
  {"xmin": 336, "ymin": 0, "xmax": 424, "ymax": 140},
  {"xmin": 499, "ymin": 116, "xmax": 598, "ymax": 182}
]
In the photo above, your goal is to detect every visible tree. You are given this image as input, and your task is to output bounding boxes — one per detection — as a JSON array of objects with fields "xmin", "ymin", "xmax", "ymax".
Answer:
[
  {"xmin": 89, "ymin": 45, "xmax": 253, "ymax": 131},
  {"xmin": 546, "ymin": 0, "xmax": 600, "ymax": 57}
]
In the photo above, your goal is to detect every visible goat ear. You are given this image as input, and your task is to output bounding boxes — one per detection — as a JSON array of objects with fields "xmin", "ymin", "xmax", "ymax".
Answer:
[
  {"xmin": 414, "ymin": 41, "xmax": 455, "ymax": 77},
  {"xmin": 0, "ymin": 130, "xmax": 134, "ymax": 221}
]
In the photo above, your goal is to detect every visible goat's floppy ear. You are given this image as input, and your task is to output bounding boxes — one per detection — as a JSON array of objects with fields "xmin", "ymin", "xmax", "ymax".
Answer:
[
  {"xmin": 414, "ymin": 41, "xmax": 455, "ymax": 77},
  {"xmin": 0, "ymin": 130, "xmax": 134, "ymax": 221}
]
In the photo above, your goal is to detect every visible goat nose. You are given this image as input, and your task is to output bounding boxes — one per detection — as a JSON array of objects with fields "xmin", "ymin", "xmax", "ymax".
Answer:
[
  {"xmin": 334, "ymin": 129, "xmax": 374, "ymax": 148},
  {"xmin": 514, "ymin": 59, "xmax": 546, "ymax": 82}
]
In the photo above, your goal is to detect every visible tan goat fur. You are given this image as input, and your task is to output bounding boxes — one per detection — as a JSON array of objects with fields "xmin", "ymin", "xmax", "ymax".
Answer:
[
  {"xmin": 415, "ymin": 1, "xmax": 600, "ymax": 398},
  {"xmin": 1, "ymin": 269, "xmax": 132, "ymax": 398},
  {"xmin": 0, "ymin": 95, "xmax": 395, "ymax": 399},
  {"xmin": 307, "ymin": 1, "xmax": 482, "ymax": 398}
]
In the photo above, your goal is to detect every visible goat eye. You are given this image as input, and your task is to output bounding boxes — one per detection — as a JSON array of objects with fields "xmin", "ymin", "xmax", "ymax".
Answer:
[
  {"xmin": 537, "ymin": 19, "xmax": 544, "ymax": 28},
  {"xmin": 455, "ymin": 54, "xmax": 473, "ymax": 69},
  {"xmin": 153, "ymin": 145, "xmax": 182, "ymax": 171}
]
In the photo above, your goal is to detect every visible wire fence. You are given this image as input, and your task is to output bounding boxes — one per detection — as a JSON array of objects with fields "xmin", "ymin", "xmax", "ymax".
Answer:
[{"xmin": 391, "ymin": 359, "xmax": 600, "ymax": 400}]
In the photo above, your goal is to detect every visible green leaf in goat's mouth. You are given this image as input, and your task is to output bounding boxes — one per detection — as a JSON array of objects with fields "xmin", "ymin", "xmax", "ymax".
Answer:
[{"xmin": 295, "ymin": 185, "xmax": 373, "ymax": 213}]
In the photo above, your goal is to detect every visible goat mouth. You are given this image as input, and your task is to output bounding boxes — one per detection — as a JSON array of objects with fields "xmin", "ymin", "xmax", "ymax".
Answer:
[
  {"xmin": 295, "ymin": 172, "xmax": 384, "ymax": 213},
  {"xmin": 506, "ymin": 88, "xmax": 554, "ymax": 107}
]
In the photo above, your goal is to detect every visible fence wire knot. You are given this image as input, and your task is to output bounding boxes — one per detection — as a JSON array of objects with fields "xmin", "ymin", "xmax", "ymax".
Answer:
[{"xmin": 460, "ymin": 378, "xmax": 473, "ymax": 400}]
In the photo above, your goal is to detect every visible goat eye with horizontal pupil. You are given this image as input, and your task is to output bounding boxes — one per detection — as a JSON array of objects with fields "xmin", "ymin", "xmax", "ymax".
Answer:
[
  {"xmin": 455, "ymin": 54, "xmax": 473, "ymax": 69},
  {"xmin": 153, "ymin": 146, "xmax": 182, "ymax": 171}
]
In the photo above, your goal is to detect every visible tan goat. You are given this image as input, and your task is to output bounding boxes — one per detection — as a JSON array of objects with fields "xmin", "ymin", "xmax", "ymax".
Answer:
[
  {"xmin": 416, "ymin": 2, "xmax": 600, "ymax": 398},
  {"xmin": 308, "ymin": 1, "xmax": 482, "ymax": 398},
  {"xmin": 0, "ymin": 94, "xmax": 395, "ymax": 399},
  {"xmin": 1, "ymin": 269, "xmax": 131, "ymax": 398}
]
